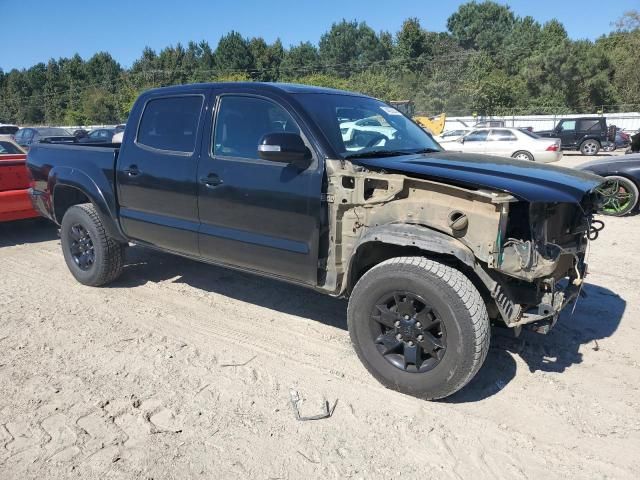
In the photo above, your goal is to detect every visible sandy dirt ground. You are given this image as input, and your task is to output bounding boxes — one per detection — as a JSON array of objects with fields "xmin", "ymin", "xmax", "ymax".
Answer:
[{"xmin": 1, "ymin": 151, "xmax": 639, "ymax": 479}]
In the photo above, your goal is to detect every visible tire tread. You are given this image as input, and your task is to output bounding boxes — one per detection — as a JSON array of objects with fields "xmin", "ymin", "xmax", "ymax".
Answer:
[{"xmin": 347, "ymin": 256, "xmax": 490, "ymax": 399}]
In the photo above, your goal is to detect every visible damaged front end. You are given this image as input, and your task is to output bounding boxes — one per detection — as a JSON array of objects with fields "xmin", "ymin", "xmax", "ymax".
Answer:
[
  {"xmin": 321, "ymin": 156, "xmax": 606, "ymax": 335},
  {"xmin": 479, "ymin": 195, "xmax": 604, "ymax": 333}
]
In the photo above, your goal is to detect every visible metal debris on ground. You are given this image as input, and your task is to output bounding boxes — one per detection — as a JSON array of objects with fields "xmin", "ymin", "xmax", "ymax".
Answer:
[
  {"xmin": 220, "ymin": 355, "xmax": 257, "ymax": 367},
  {"xmin": 289, "ymin": 390, "xmax": 338, "ymax": 421}
]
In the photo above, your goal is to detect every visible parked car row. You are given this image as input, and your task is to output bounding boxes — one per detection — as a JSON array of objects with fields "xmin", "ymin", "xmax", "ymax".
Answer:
[
  {"xmin": 432, "ymin": 116, "xmax": 634, "ymax": 160},
  {"xmin": 439, "ymin": 127, "xmax": 562, "ymax": 163},
  {"xmin": 6, "ymin": 124, "xmax": 126, "ymax": 150}
]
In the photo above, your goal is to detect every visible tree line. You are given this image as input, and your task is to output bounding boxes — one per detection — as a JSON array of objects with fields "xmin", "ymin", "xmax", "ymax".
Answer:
[{"xmin": 0, "ymin": 2, "xmax": 638, "ymax": 126}]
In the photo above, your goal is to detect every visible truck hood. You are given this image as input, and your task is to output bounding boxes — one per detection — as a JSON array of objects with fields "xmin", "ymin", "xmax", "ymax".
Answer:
[{"xmin": 352, "ymin": 151, "xmax": 604, "ymax": 203}]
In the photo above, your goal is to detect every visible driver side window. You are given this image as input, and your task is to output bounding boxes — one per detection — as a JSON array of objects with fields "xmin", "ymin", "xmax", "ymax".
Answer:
[
  {"xmin": 464, "ymin": 130, "xmax": 489, "ymax": 142},
  {"xmin": 213, "ymin": 96, "xmax": 300, "ymax": 160},
  {"xmin": 558, "ymin": 120, "xmax": 576, "ymax": 132}
]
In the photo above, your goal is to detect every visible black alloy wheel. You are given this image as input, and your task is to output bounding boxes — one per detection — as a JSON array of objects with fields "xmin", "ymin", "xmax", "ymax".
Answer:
[
  {"xmin": 68, "ymin": 223, "xmax": 95, "ymax": 270},
  {"xmin": 371, "ymin": 291, "xmax": 446, "ymax": 373}
]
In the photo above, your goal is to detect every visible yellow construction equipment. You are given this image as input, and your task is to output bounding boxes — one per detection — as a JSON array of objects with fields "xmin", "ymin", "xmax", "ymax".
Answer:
[
  {"xmin": 413, "ymin": 113, "xmax": 446, "ymax": 136},
  {"xmin": 389, "ymin": 101, "xmax": 446, "ymax": 136}
]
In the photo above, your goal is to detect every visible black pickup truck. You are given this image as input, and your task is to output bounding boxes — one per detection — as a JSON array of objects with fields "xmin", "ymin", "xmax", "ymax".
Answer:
[{"xmin": 27, "ymin": 82, "xmax": 605, "ymax": 399}]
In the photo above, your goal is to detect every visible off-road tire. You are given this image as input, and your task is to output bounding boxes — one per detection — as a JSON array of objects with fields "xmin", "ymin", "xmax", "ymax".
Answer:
[
  {"xmin": 512, "ymin": 150, "xmax": 534, "ymax": 161},
  {"xmin": 60, "ymin": 203, "xmax": 125, "ymax": 286},
  {"xmin": 347, "ymin": 257, "xmax": 490, "ymax": 400},
  {"xmin": 580, "ymin": 139, "xmax": 600, "ymax": 156}
]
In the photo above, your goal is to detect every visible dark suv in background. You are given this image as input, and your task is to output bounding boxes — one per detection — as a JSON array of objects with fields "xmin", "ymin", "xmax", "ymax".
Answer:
[{"xmin": 536, "ymin": 117, "xmax": 614, "ymax": 156}]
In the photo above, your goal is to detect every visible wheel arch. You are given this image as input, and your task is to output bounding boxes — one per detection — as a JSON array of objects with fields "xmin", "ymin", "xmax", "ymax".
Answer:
[
  {"xmin": 50, "ymin": 167, "xmax": 126, "ymax": 242},
  {"xmin": 345, "ymin": 224, "xmax": 482, "ymax": 296},
  {"xmin": 580, "ymin": 137, "xmax": 602, "ymax": 146}
]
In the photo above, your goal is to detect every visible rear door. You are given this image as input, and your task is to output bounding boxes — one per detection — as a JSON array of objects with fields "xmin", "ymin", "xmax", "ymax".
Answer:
[
  {"xmin": 196, "ymin": 91, "xmax": 322, "ymax": 284},
  {"xmin": 486, "ymin": 129, "xmax": 518, "ymax": 157},
  {"xmin": 116, "ymin": 91, "xmax": 207, "ymax": 256},
  {"xmin": 576, "ymin": 119, "xmax": 602, "ymax": 142}
]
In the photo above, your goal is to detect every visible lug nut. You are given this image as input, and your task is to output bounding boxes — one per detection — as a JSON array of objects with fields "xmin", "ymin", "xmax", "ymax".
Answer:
[
  {"xmin": 394, "ymin": 320, "xmax": 401, "ymax": 327},
  {"xmin": 416, "ymin": 322, "xmax": 422, "ymax": 329},
  {"xmin": 417, "ymin": 334, "xmax": 424, "ymax": 342},
  {"xmin": 396, "ymin": 333, "xmax": 402, "ymax": 341},
  {"xmin": 408, "ymin": 341, "xmax": 415, "ymax": 347},
  {"xmin": 404, "ymin": 315, "xmax": 410, "ymax": 320}
]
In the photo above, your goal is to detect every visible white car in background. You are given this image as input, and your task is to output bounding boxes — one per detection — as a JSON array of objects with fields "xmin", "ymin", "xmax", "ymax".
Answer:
[
  {"xmin": 444, "ymin": 127, "xmax": 562, "ymax": 163},
  {"xmin": 340, "ymin": 116, "xmax": 396, "ymax": 149},
  {"xmin": 112, "ymin": 131, "xmax": 124, "ymax": 143},
  {"xmin": 434, "ymin": 128, "xmax": 472, "ymax": 144}
]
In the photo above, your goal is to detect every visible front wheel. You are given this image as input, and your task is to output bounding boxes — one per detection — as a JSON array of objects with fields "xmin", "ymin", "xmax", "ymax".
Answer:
[
  {"xmin": 580, "ymin": 139, "xmax": 600, "ymax": 156},
  {"xmin": 60, "ymin": 204, "xmax": 125, "ymax": 286},
  {"xmin": 347, "ymin": 257, "xmax": 490, "ymax": 400}
]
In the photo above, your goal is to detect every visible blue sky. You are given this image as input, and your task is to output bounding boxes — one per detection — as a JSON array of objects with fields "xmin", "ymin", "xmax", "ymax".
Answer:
[{"xmin": 0, "ymin": 0, "xmax": 636, "ymax": 71}]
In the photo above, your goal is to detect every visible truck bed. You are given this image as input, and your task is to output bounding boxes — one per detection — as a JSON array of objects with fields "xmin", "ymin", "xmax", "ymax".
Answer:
[{"xmin": 27, "ymin": 143, "xmax": 121, "ymax": 223}]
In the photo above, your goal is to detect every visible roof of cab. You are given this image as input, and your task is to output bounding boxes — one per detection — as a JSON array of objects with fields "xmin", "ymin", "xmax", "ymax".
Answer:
[{"xmin": 143, "ymin": 82, "xmax": 367, "ymax": 98}]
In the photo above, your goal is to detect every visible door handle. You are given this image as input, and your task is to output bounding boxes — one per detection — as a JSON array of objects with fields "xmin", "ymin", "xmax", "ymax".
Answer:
[
  {"xmin": 123, "ymin": 165, "xmax": 140, "ymax": 176},
  {"xmin": 200, "ymin": 174, "xmax": 222, "ymax": 188}
]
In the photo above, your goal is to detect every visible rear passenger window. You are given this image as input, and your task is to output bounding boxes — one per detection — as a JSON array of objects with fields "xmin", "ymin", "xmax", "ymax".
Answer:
[
  {"xmin": 489, "ymin": 129, "xmax": 517, "ymax": 141},
  {"xmin": 577, "ymin": 119, "xmax": 600, "ymax": 131},
  {"xmin": 137, "ymin": 96, "xmax": 203, "ymax": 153}
]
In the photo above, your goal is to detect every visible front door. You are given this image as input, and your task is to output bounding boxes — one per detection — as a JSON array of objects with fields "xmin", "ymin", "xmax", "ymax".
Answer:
[
  {"xmin": 556, "ymin": 120, "xmax": 577, "ymax": 148},
  {"xmin": 197, "ymin": 93, "xmax": 322, "ymax": 285},
  {"xmin": 116, "ymin": 92, "xmax": 207, "ymax": 256},
  {"xmin": 460, "ymin": 129, "xmax": 489, "ymax": 153}
]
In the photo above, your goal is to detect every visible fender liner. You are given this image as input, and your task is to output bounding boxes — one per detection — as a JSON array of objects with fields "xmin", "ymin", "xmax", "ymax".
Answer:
[
  {"xmin": 49, "ymin": 166, "xmax": 127, "ymax": 242},
  {"xmin": 344, "ymin": 223, "xmax": 525, "ymax": 326},
  {"xmin": 345, "ymin": 223, "xmax": 477, "ymax": 294}
]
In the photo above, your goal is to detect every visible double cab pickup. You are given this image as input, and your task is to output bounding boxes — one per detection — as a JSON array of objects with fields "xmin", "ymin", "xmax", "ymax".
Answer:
[{"xmin": 28, "ymin": 83, "xmax": 605, "ymax": 399}]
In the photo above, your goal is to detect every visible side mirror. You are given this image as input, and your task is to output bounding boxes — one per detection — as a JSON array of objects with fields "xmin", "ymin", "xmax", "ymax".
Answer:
[
  {"xmin": 457, "ymin": 137, "xmax": 465, "ymax": 144},
  {"xmin": 258, "ymin": 132, "xmax": 311, "ymax": 167}
]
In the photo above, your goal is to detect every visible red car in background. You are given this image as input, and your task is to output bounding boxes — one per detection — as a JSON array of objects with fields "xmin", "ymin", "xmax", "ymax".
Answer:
[{"xmin": 0, "ymin": 139, "xmax": 40, "ymax": 222}]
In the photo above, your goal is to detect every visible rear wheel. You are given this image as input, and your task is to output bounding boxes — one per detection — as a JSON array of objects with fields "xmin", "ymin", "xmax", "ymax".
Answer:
[
  {"xmin": 580, "ymin": 139, "xmax": 600, "ymax": 156},
  {"xmin": 60, "ymin": 204, "xmax": 125, "ymax": 286},
  {"xmin": 347, "ymin": 257, "xmax": 490, "ymax": 400},
  {"xmin": 512, "ymin": 150, "xmax": 534, "ymax": 161},
  {"xmin": 596, "ymin": 176, "xmax": 639, "ymax": 216}
]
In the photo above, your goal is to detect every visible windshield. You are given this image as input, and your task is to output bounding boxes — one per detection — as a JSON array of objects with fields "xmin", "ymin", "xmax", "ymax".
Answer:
[
  {"xmin": 295, "ymin": 93, "xmax": 441, "ymax": 158},
  {"xmin": 0, "ymin": 141, "xmax": 24, "ymax": 154},
  {"xmin": 37, "ymin": 128, "xmax": 72, "ymax": 136}
]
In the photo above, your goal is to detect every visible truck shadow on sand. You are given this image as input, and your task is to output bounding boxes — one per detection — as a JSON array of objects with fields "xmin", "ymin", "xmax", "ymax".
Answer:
[
  {"xmin": 113, "ymin": 246, "xmax": 349, "ymax": 329},
  {"xmin": 113, "ymin": 247, "xmax": 625, "ymax": 403},
  {"xmin": 0, "ymin": 218, "xmax": 58, "ymax": 247},
  {"xmin": 447, "ymin": 283, "xmax": 625, "ymax": 403}
]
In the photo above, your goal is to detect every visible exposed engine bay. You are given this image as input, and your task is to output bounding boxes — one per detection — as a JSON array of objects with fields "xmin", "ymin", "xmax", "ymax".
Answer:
[{"xmin": 321, "ymin": 158, "xmax": 604, "ymax": 333}]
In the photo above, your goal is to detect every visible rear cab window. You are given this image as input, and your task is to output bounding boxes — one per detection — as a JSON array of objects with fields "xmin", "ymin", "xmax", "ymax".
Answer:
[{"xmin": 136, "ymin": 95, "xmax": 204, "ymax": 153}]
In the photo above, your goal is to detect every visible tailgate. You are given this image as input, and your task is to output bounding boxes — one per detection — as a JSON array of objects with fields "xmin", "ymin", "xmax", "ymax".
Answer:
[{"xmin": 0, "ymin": 154, "xmax": 30, "ymax": 192}]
